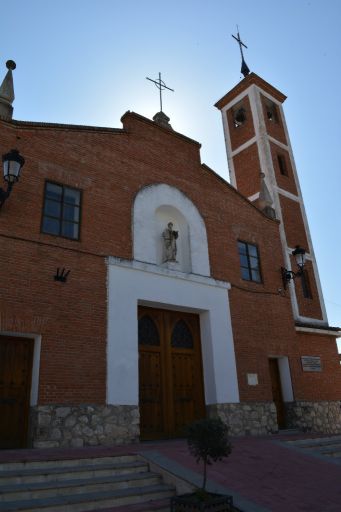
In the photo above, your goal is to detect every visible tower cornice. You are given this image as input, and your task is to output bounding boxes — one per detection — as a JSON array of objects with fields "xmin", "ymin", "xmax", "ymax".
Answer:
[{"xmin": 214, "ymin": 73, "xmax": 287, "ymax": 110}]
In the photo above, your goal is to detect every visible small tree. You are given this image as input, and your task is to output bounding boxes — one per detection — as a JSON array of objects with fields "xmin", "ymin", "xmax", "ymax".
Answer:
[{"xmin": 186, "ymin": 418, "xmax": 232, "ymax": 493}]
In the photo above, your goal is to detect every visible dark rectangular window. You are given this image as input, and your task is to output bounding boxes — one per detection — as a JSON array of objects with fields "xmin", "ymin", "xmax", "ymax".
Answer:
[
  {"xmin": 277, "ymin": 154, "xmax": 288, "ymax": 176},
  {"xmin": 301, "ymin": 270, "xmax": 313, "ymax": 299},
  {"xmin": 238, "ymin": 241, "xmax": 262, "ymax": 283},
  {"xmin": 42, "ymin": 182, "xmax": 81, "ymax": 240}
]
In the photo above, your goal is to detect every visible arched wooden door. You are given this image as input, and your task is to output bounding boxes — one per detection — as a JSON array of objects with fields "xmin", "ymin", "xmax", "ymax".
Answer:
[{"xmin": 138, "ymin": 306, "xmax": 206, "ymax": 440}]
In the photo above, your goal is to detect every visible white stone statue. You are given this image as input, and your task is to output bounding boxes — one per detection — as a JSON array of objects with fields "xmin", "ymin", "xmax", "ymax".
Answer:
[{"xmin": 162, "ymin": 222, "xmax": 178, "ymax": 262}]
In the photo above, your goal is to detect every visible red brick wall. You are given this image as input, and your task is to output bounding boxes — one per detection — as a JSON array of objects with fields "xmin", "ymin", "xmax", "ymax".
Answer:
[
  {"xmin": 233, "ymin": 143, "xmax": 261, "ymax": 198},
  {"xmin": 290, "ymin": 258, "xmax": 323, "ymax": 320},
  {"xmin": 294, "ymin": 333, "xmax": 341, "ymax": 401},
  {"xmin": 0, "ymin": 238, "xmax": 106, "ymax": 404},
  {"xmin": 279, "ymin": 195, "xmax": 309, "ymax": 250}
]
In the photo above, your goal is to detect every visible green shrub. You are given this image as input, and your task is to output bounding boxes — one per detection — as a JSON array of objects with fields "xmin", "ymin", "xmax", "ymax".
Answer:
[{"xmin": 186, "ymin": 418, "xmax": 232, "ymax": 492}]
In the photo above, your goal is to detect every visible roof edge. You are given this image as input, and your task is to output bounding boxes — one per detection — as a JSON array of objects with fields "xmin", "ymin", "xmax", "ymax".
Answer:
[
  {"xmin": 215, "ymin": 72, "xmax": 287, "ymax": 110},
  {"xmin": 295, "ymin": 322, "xmax": 341, "ymax": 337},
  {"xmin": 0, "ymin": 117, "xmax": 125, "ymax": 134},
  {"xmin": 121, "ymin": 110, "xmax": 201, "ymax": 147}
]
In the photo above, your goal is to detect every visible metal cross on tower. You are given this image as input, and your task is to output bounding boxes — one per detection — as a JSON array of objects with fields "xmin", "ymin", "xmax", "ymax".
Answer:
[
  {"xmin": 146, "ymin": 72, "xmax": 174, "ymax": 113},
  {"xmin": 232, "ymin": 28, "xmax": 250, "ymax": 78}
]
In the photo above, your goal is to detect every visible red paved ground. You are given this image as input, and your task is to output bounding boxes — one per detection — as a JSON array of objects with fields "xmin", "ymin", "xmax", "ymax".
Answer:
[{"xmin": 0, "ymin": 434, "xmax": 340, "ymax": 512}]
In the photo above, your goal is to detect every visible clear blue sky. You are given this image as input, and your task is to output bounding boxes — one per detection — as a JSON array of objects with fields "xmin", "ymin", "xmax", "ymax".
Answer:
[{"xmin": 2, "ymin": 1, "xmax": 341, "ymax": 346}]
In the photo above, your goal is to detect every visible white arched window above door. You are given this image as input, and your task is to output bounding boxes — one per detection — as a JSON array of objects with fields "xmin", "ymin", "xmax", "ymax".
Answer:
[{"xmin": 133, "ymin": 184, "xmax": 210, "ymax": 276}]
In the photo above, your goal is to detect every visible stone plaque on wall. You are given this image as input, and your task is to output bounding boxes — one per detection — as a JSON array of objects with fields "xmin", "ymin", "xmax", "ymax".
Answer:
[
  {"xmin": 247, "ymin": 373, "xmax": 258, "ymax": 385},
  {"xmin": 301, "ymin": 356, "xmax": 322, "ymax": 372}
]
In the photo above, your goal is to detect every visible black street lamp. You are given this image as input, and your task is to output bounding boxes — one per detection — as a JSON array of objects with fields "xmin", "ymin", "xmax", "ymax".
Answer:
[
  {"xmin": 0, "ymin": 149, "xmax": 25, "ymax": 209},
  {"xmin": 281, "ymin": 245, "xmax": 307, "ymax": 288}
]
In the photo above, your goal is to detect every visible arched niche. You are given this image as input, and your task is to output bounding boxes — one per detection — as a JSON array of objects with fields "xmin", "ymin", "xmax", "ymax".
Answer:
[{"xmin": 133, "ymin": 184, "xmax": 210, "ymax": 276}]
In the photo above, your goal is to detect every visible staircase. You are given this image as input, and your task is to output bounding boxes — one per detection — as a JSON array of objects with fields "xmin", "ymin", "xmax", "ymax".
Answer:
[
  {"xmin": 286, "ymin": 435, "xmax": 341, "ymax": 459},
  {"xmin": 0, "ymin": 454, "xmax": 174, "ymax": 511}
]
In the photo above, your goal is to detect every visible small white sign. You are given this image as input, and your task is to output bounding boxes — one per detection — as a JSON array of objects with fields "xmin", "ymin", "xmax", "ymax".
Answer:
[
  {"xmin": 247, "ymin": 373, "xmax": 258, "ymax": 386},
  {"xmin": 301, "ymin": 356, "xmax": 322, "ymax": 372}
]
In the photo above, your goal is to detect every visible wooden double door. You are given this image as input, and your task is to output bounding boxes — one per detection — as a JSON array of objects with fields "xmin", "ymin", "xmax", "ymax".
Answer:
[
  {"xmin": 0, "ymin": 336, "xmax": 34, "ymax": 449},
  {"xmin": 138, "ymin": 307, "xmax": 206, "ymax": 439}
]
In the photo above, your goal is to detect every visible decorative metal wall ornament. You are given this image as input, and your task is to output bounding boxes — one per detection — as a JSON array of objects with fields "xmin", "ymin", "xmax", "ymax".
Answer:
[{"xmin": 54, "ymin": 268, "xmax": 70, "ymax": 283}]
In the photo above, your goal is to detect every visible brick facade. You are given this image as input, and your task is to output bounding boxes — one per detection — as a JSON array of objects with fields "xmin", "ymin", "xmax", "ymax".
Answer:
[{"xmin": 1, "ymin": 70, "xmax": 340, "ymax": 448}]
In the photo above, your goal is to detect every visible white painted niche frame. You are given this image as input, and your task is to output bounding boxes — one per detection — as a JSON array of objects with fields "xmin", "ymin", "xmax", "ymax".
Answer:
[{"xmin": 133, "ymin": 183, "xmax": 210, "ymax": 275}]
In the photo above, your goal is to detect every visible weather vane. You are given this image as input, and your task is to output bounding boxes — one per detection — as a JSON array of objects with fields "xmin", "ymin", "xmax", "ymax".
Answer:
[
  {"xmin": 232, "ymin": 27, "xmax": 250, "ymax": 78},
  {"xmin": 146, "ymin": 72, "xmax": 174, "ymax": 113}
]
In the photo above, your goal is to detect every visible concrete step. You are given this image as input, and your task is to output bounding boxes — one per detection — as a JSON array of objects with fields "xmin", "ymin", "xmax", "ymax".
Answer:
[
  {"xmin": 0, "ymin": 472, "xmax": 162, "ymax": 501},
  {"xmin": 278, "ymin": 428, "xmax": 302, "ymax": 435},
  {"xmin": 88, "ymin": 498, "xmax": 171, "ymax": 512},
  {"xmin": 0, "ymin": 455, "xmax": 138, "ymax": 472},
  {"xmin": 285, "ymin": 436, "xmax": 341, "ymax": 458},
  {"xmin": 286, "ymin": 435, "xmax": 341, "ymax": 447},
  {"xmin": 0, "ymin": 484, "xmax": 175, "ymax": 512},
  {"xmin": 0, "ymin": 454, "xmax": 176, "ymax": 512},
  {"xmin": 0, "ymin": 460, "xmax": 148, "ymax": 486}
]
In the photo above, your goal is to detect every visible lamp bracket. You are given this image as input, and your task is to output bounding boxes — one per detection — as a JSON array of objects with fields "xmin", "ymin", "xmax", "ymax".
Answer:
[
  {"xmin": 281, "ymin": 266, "xmax": 303, "ymax": 289},
  {"xmin": 0, "ymin": 182, "xmax": 13, "ymax": 209}
]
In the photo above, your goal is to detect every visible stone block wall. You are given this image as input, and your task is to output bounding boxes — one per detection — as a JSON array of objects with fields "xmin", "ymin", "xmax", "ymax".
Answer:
[
  {"xmin": 285, "ymin": 401, "xmax": 341, "ymax": 434},
  {"xmin": 207, "ymin": 402, "xmax": 278, "ymax": 436},
  {"xmin": 30, "ymin": 405, "xmax": 139, "ymax": 448}
]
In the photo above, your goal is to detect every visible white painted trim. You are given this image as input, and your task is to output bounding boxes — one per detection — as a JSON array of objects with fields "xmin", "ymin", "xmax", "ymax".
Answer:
[
  {"xmin": 277, "ymin": 187, "xmax": 300, "ymax": 202},
  {"xmin": 286, "ymin": 246, "xmax": 312, "ymax": 260},
  {"xmin": 294, "ymin": 315, "xmax": 330, "ymax": 326},
  {"xmin": 221, "ymin": 105, "xmax": 236, "ymax": 187},
  {"xmin": 107, "ymin": 257, "xmax": 230, "ymax": 289},
  {"xmin": 133, "ymin": 183, "xmax": 210, "ymax": 276},
  {"xmin": 0, "ymin": 331, "xmax": 41, "ymax": 406},
  {"xmin": 230, "ymin": 136, "xmax": 257, "ymax": 157},
  {"xmin": 269, "ymin": 355, "xmax": 294, "ymax": 402},
  {"xmin": 295, "ymin": 326, "xmax": 341, "ymax": 337},
  {"xmin": 278, "ymin": 357, "xmax": 294, "ymax": 402},
  {"xmin": 248, "ymin": 192, "xmax": 260, "ymax": 202},
  {"xmin": 219, "ymin": 86, "xmax": 254, "ymax": 113},
  {"xmin": 219, "ymin": 85, "xmax": 257, "ymax": 188},
  {"xmin": 267, "ymin": 135, "xmax": 289, "ymax": 151},
  {"xmin": 254, "ymin": 86, "xmax": 282, "ymax": 107},
  {"xmin": 106, "ymin": 258, "xmax": 239, "ymax": 407}
]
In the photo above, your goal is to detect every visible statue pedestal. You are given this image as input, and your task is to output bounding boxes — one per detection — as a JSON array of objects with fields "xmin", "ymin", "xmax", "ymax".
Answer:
[{"xmin": 162, "ymin": 261, "xmax": 180, "ymax": 271}]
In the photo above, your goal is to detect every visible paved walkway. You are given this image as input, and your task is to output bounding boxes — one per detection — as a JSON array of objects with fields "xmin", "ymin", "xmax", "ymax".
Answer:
[{"xmin": 1, "ymin": 433, "xmax": 340, "ymax": 512}]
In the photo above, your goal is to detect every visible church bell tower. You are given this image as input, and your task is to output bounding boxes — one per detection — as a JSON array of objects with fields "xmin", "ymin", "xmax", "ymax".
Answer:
[{"xmin": 215, "ymin": 47, "xmax": 328, "ymax": 326}]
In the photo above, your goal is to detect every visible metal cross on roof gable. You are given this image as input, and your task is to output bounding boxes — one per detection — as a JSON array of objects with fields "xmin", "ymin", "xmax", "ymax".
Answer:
[
  {"xmin": 232, "ymin": 27, "xmax": 250, "ymax": 77},
  {"xmin": 146, "ymin": 72, "xmax": 174, "ymax": 112}
]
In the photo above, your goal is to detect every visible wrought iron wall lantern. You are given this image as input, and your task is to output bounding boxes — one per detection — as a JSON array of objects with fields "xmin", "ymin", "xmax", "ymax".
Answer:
[
  {"xmin": 281, "ymin": 245, "xmax": 306, "ymax": 288},
  {"xmin": 0, "ymin": 149, "xmax": 25, "ymax": 209}
]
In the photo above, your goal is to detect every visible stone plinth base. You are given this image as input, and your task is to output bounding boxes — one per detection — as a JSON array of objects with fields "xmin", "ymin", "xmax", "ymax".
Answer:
[
  {"xmin": 30, "ymin": 404, "xmax": 139, "ymax": 448},
  {"xmin": 285, "ymin": 401, "xmax": 341, "ymax": 434},
  {"xmin": 207, "ymin": 402, "xmax": 278, "ymax": 436}
]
